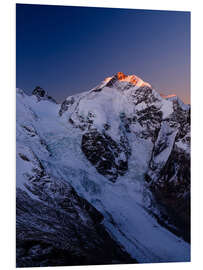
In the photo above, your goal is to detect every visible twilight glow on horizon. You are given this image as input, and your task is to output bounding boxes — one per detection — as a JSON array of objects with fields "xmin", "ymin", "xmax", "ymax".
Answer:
[{"xmin": 16, "ymin": 4, "xmax": 190, "ymax": 104}]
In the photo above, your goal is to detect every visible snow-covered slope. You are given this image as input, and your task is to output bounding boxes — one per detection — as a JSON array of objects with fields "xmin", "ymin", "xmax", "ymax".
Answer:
[
  {"xmin": 16, "ymin": 88, "xmax": 133, "ymax": 267},
  {"xmin": 16, "ymin": 72, "xmax": 190, "ymax": 266}
]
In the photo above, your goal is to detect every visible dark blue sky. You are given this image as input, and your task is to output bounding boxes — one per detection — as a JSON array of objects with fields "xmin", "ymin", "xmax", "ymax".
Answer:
[{"xmin": 16, "ymin": 4, "xmax": 190, "ymax": 103}]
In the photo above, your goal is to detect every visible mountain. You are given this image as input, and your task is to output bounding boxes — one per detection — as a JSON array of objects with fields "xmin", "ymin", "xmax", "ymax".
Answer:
[{"xmin": 16, "ymin": 72, "xmax": 190, "ymax": 267}]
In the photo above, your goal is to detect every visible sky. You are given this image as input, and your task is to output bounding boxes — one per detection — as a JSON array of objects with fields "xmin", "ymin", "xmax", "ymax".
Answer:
[{"xmin": 16, "ymin": 4, "xmax": 190, "ymax": 104}]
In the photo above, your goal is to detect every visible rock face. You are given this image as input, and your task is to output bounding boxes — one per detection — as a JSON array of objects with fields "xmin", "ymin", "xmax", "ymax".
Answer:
[
  {"xmin": 81, "ymin": 129, "xmax": 130, "ymax": 182},
  {"xmin": 16, "ymin": 72, "xmax": 191, "ymax": 266},
  {"xmin": 32, "ymin": 86, "xmax": 57, "ymax": 103}
]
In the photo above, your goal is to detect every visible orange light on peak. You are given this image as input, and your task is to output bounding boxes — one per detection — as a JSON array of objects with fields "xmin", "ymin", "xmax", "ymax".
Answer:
[
  {"xmin": 104, "ymin": 72, "xmax": 151, "ymax": 88},
  {"xmin": 104, "ymin": 76, "xmax": 112, "ymax": 83},
  {"xmin": 129, "ymin": 76, "xmax": 139, "ymax": 85},
  {"xmin": 117, "ymin": 72, "xmax": 127, "ymax": 80}
]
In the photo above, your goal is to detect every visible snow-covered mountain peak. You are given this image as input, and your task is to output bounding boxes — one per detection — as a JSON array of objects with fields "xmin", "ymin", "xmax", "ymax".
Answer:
[
  {"xmin": 92, "ymin": 72, "xmax": 151, "ymax": 92},
  {"xmin": 115, "ymin": 71, "xmax": 151, "ymax": 88},
  {"xmin": 59, "ymin": 72, "xmax": 190, "ymax": 136}
]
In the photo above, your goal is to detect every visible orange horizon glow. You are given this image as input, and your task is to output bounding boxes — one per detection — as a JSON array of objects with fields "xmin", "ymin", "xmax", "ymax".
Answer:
[{"xmin": 160, "ymin": 93, "xmax": 177, "ymax": 99}]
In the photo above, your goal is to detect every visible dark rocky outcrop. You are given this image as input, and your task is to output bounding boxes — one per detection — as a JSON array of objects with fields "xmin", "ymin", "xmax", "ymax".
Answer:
[
  {"xmin": 136, "ymin": 105, "xmax": 163, "ymax": 142},
  {"xmin": 81, "ymin": 129, "xmax": 130, "ymax": 182},
  {"xmin": 32, "ymin": 86, "xmax": 57, "ymax": 103}
]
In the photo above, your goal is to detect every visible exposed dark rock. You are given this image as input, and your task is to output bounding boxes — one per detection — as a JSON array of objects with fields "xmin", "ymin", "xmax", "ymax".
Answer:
[
  {"xmin": 32, "ymin": 86, "xmax": 46, "ymax": 98},
  {"xmin": 21, "ymin": 125, "xmax": 37, "ymax": 137},
  {"xmin": 32, "ymin": 86, "xmax": 57, "ymax": 103},
  {"xmin": 81, "ymin": 130, "xmax": 130, "ymax": 182},
  {"xmin": 134, "ymin": 105, "xmax": 163, "ymax": 142},
  {"xmin": 19, "ymin": 153, "xmax": 30, "ymax": 162},
  {"xmin": 91, "ymin": 87, "xmax": 102, "ymax": 93}
]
